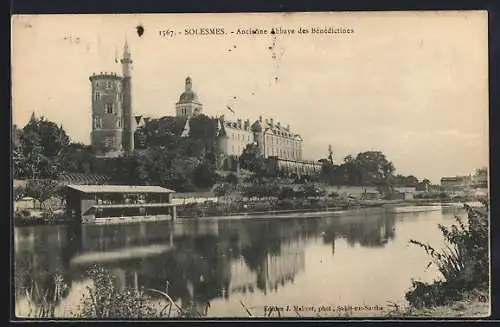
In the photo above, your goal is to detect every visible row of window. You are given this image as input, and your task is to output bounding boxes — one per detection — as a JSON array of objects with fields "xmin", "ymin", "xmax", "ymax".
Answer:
[
  {"xmin": 95, "ymin": 91, "xmax": 123, "ymax": 102},
  {"xmin": 267, "ymin": 147, "xmax": 302, "ymax": 160},
  {"xmin": 91, "ymin": 102, "xmax": 116, "ymax": 114},
  {"xmin": 231, "ymin": 145, "xmax": 246, "ymax": 155},
  {"xmin": 231, "ymin": 132, "xmax": 252, "ymax": 142},
  {"xmin": 179, "ymin": 107, "xmax": 192, "ymax": 116},
  {"xmin": 93, "ymin": 117, "xmax": 122, "ymax": 129},
  {"xmin": 95, "ymin": 81, "xmax": 114, "ymax": 89},
  {"xmin": 266, "ymin": 135, "xmax": 300, "ymax": 147}
]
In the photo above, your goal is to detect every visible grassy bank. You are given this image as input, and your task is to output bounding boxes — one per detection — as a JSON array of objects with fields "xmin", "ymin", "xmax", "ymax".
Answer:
[{"xmin": 399, "ymin": 199, "xmax": 490, "ymax": 317}]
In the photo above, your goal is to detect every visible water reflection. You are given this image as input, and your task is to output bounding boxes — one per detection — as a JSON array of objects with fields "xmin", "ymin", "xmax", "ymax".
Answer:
[{"xmin": 15, "ymin": 208, "xmax": 400, "ymax": 317}]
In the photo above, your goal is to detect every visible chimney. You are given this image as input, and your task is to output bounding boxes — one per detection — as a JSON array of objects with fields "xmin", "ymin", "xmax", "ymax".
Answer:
[
  {"xmin": 277, "ymin": 122, "xmax": 281, "ymax": 128},
  {"xmin": 286, "ymin": 124, "xmax": 290, "ymax": 131},
  {"xmin": 259, "ymin": 115, "xmax": 263, "ymax": 122},
  {"xmin": 245, "ymin": 119, "xmax": 250, "ymax": 129},
  {"xmin": 270, "ymin": 118, "xmax": 274, "ymax": 127}
]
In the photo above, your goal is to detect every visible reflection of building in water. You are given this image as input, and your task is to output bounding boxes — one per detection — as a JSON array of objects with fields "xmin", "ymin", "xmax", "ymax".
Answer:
[
  {"xmin": 341, "ymin": 212, "xmax": 396, "ymax": 248},
  {"xmin": 227, "ymin": 237, "xmax": 306, "ymax": 296},
  {"xmin": 258, "ymin": 239, "xmax": 305, "ymax": 293},
  {"xmin": 173, "ymin": 220, "xmax": 219, "ymax": 237},
  {"xmin": 78, "ymin": 223, "xmax": 175, "ymax": 253},
  {"xmin": 229, "ymin": 257, "xmax": 257, "ymax": 294}
]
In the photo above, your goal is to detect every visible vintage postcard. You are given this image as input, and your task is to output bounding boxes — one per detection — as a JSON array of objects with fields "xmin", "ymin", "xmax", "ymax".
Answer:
[{"xmin": 11, "ymin": 12, "xmax": 489, "ymax": 319}]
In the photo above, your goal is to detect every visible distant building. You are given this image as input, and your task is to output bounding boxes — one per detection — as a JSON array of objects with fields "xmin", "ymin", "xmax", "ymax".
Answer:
[
  {"xmin": 90, "ymin": 41, "xmax": 135, "ymax": 157},
  {"xmin": 251, "ymin": 116, "xmax": 303, "ymax": 161},
  {"xmin": 65, "ymin": 184, "xmax": 177, "ymax": 224},
  {"xmin": 441, "ymin": 167, "xmax": 488, "ymax": 190},
  {"xmin": 217, "ymin": 117, "xmax": 254, "ymax": 158},
  {"xmin": 471, "ymin": 167, "xmax": 488, "ymax": 187},
  {"xmin": 171, "ymin": 75, "xmax": 321, "ymax": 177},
  {"xmin": 175, "ymin": 77, "xmax": 203, "ymax": 118},
  {"xmin": 440, "ymin": 176, "xmax": 470, "ymax": 189}
]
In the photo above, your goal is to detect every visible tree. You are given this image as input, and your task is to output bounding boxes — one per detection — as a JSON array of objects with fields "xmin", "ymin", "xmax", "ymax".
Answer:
[
  {"xmin": 24, "ymin": 179, "xmax": 60, "ymax": 208},
  {"xmin": 240, "ymin": 143, "xmax": 276, "ymax": 180},
  {"xmin": 192, "ymin": 162, "xmax": 217, "ymax": 189},
  {"xmin": 278, "ymin": 186, "xmax": 295, "ymax": 200},
  {"xmin": 342, "ymin": 155, "xmax": 363, "ymax": 185},
  {"xmin": 187, "ymin": 114, "xmax": 218, "ymax": 155},
  {"xmin": 59, "ymin": 143, "xmax": 96, "ymax": 174},
  {"xmin": 14, "ymin": 114, "xmax": 70, "ymax": 179},
  {"xmin": 224, "ymin": 173, "xmax": 239, "ymax": 185},
  {"xmin": 23, "ymin": 114, "xmax": 70, "ymax": 158},
  {"xmin": 300, "ymin": 184, "xmax": 326, "ymax": 198},
  {"xmin": 393, "ymin": 174, "xmax": 420, "ymax": 187},
  {"xmin": 213, "ymin": 183, "xmax": 231, "ymax": 197},
  {"xmin": 354, "ymin": 151, "xmax": 395, "ymax": 185},
  {"xmin": 14, "ymin": 186, "xmax": 25, "ymax": 201}
]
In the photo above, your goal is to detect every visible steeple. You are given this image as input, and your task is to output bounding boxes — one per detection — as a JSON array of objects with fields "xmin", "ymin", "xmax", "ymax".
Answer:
[{"xmin": 120, "ymin": 39, "xmax": 133, "ymax": 78}]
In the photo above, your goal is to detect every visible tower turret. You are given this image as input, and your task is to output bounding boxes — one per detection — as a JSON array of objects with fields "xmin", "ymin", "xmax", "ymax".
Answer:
[
  {"xmin": 120, "ymin": 40, "xmax": 135, "ymax": 152},
  {"xmin": 89, "ymin": 73, "xmax": 124, "ymax": 155}
]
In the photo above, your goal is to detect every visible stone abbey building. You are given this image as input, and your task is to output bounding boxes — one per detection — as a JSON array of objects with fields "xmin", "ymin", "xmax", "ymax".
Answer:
[
  {"xmin": 175, "ymin": 77, "xmax": 321, "ymax": 177},
  {"xmin": 89, "ymin": 43, "xmax": 321, "ymax": 177}
]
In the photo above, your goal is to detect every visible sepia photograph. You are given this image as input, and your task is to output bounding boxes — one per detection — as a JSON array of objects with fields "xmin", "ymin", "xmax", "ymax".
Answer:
[{"xmin": 11, "ymin": 11, "xmax": 489, "ymax": 319}]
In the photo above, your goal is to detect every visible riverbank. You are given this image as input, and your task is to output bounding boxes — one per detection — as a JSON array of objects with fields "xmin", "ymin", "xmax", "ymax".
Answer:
[
  {"xmin": 13, "ymin": 197, "xmax": 472, "ymax": 226},
  {"xmin": 384, "ymin": 289, "xmax": 490, "ymax": 318},
  {"xmin": 176, "ymin": 197, "xmax": 470, "ymax": 219}
]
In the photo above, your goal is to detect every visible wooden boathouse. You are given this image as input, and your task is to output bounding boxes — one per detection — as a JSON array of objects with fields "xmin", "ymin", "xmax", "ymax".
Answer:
[{"xmin": 65, "ymin": 184, "xmax": 178, "ymax": 224}]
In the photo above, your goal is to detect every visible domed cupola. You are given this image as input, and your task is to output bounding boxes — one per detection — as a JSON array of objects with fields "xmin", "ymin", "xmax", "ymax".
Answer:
[
  {"xmin": 176, "ymin": 76, "xmax": 203, "ymax": 118},
  {"xmin": 178, "ymin": 77, "xmax": 200, "ymax": 104}
]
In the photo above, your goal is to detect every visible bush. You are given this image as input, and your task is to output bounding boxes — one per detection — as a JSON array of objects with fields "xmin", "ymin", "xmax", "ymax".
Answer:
[
  {"xmin": 224, "ymin": 173, "xmax": 239, "ymax": 185},
  {"xmin": 405, "ymin": 200, "xmax": 489, "ymax": 308},
  {"xmin": 79, "ymin": 265, "xmax": 205, "ymax": 318}
]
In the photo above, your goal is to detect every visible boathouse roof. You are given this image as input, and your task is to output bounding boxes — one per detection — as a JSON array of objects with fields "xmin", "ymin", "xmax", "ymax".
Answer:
[{"xmin": 66, "ymin": 184, "xmax": 176, "ymax": 194}]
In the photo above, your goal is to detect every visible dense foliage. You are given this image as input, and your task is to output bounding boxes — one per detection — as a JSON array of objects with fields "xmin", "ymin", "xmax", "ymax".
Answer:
[
  {"xmin": 13, "ymin": 114, "xmax": 220, "ymax": 192},
  {"xmin": 405, "ymin": 200, "xmax": 489, "ymax": 308},
  {"xmin": 318, "ymin": 151, "xmax": 431, "ymax": 194},
  {"xmin": 13, "ymin": 114, "xmax": 70, "ymax": 179},
  {"xmin": 13, "ymin": 114, "xmax": 429, "ymax": 194}
]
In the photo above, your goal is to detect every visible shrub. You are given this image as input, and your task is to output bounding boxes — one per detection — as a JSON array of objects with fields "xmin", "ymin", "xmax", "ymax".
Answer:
[
  {"xmin": 79, "ymin": 265, "xmax": 201, "ymax": 318},
  {"xmin": 224, "ymin": 173, "xmax": 239, "ymax": 185},
  {"xmin": 405, "ymin": 200, "xmax": 489, "ymax": 308}
]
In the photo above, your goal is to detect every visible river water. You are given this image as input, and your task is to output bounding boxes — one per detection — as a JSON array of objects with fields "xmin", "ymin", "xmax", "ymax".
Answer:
[{"xmin": 14, "ymin": 204, "xmax": 468, "ymax": 318}]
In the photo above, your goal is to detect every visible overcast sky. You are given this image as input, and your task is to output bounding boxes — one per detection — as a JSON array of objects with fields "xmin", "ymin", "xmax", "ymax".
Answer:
[{"xmin": 11, "ymin": 12, "xmax": 488, "ymax": 183}]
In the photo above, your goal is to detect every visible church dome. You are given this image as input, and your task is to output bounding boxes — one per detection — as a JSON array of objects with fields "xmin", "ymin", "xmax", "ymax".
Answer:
[
  {"xmin": 178, "ymin": 90, "xmax": 199, "ymax": 103},
  {"xmin": 178, "ymin": 76, "xmax": 200, "ymax": 104}
]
